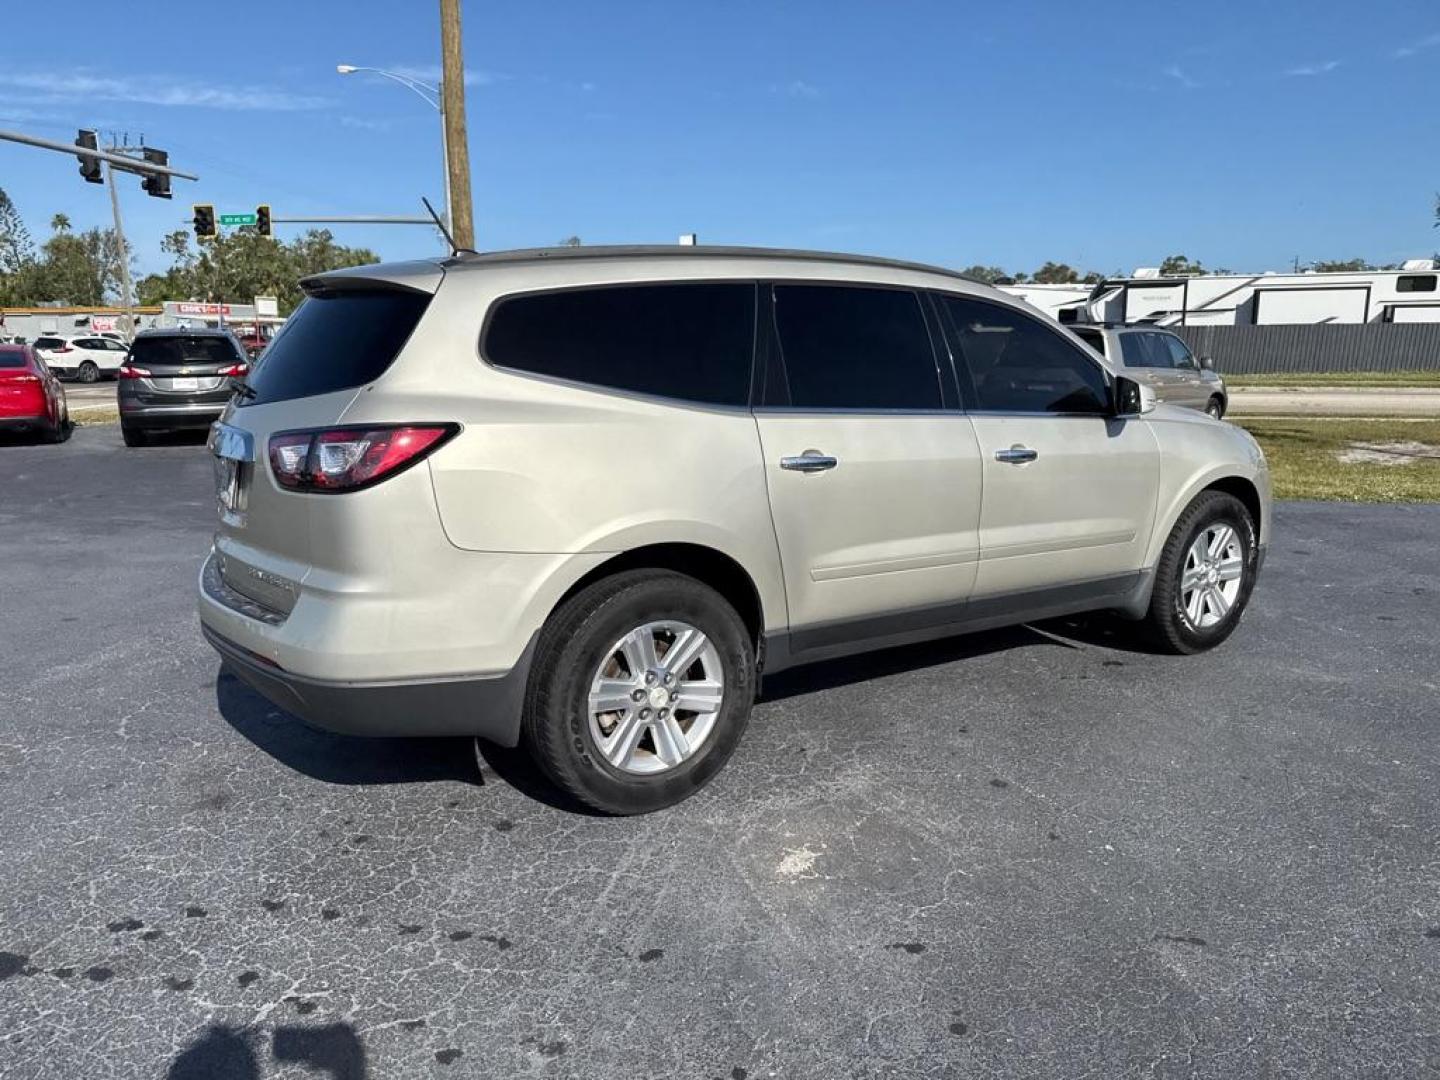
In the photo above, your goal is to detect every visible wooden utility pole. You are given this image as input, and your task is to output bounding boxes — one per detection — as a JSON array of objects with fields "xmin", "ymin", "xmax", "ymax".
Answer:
[{"xmin": 439, "ymin": 0, "xmax": 475, "ymax": 249}]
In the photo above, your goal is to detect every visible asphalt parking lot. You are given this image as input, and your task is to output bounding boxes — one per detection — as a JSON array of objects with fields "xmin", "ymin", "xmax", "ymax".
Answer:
[{"xmin": 2, "ymin": 424, "xmax": 1438, "ymax": 1080}]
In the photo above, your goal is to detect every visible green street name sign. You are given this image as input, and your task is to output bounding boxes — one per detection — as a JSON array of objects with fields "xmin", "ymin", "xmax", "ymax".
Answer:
[{"xmin": 219, "ymin": 213, "xmax": 257, "ymax": 226}]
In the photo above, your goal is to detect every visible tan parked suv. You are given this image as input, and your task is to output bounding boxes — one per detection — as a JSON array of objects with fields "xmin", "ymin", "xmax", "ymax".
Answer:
[{"xmin": 200, "ymin": 247, "xmax": 1270, "ymax": 814}]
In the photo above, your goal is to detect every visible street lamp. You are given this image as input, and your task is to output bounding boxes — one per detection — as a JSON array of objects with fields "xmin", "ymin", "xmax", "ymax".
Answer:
[{"xmin": 336, "ymin": 64, "xmax": 452, "ymax": 232}]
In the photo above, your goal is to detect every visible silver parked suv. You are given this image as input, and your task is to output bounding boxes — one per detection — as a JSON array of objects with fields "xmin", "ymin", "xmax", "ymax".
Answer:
[
  {"xmin": 200, "ymin": 247, "xmax": 1270, "ymax": 814},
  {"xmin": 1069, "ymin": 323, "xmax": 1228, "ymax": 418}
]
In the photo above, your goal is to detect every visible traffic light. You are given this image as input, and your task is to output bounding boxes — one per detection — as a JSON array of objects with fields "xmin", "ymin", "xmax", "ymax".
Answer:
[
  {"xmin": 256, "ymin": 204, "xmax": 271, "ymax": 237},
  {"xmin": 193, "ymin": 204, "xmax": 216, "ymax": 240},
  {"xmin": 76, "ymin": 130, "xmax": 102, "ymax": 184},
  {"xmin": 141, "ymin": 148, "xmax": 171, "ymax": 199}
]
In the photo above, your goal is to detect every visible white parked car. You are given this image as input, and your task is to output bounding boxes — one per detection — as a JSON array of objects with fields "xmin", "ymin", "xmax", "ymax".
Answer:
[{"xmin": 32, "ymin": 334, "xmax": 129, "ymax": 382}]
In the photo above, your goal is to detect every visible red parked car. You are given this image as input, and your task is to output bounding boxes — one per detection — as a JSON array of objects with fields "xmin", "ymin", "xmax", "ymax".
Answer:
[{"xmin": 0, "ymin": 344, "xmax": 71, "ymax": 443}]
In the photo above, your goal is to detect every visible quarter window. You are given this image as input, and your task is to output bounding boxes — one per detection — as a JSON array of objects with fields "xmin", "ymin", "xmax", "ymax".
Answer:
[
  {"xmin": 484, "ymin": 283, "xmax": 755, "ymax": 407},
  {"xmin": 935, "ymin": 294, "xmax": 1110, "ymax": 414},
  {"xmin": 769, "ymin": 284, "xmax": 941, "ymax": 409}
]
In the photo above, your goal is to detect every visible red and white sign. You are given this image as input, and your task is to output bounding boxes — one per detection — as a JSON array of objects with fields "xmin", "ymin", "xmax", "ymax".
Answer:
[
  {"xmin": 91, "ymin": 316, "xmax": 118, "ymax": 332},
  {"xmin": 175, "ymin": 302, "xmax": 232, "ymax": 316}
]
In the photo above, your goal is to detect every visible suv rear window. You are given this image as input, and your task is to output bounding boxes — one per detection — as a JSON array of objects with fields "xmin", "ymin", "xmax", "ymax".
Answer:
[
  {"xmin": 483, "ymin": 283, "xmax": 756, "ymax": 406},
  {"xmin": 0, "ymin": 350, "xmax": 26, "ymax": 369},
  {"xmin": 242, "ymin": 290, "xmax": 431, "ymax": 406},
  {"xmin": 128, "ymin": 336, "xmax": 241, "ymax": 368},
  {"xmin": 34, "ymin": 337, "xmax": 64, "ymax": 350}
]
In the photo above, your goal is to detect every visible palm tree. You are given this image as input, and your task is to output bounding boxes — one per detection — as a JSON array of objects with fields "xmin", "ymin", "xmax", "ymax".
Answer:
[{"xmin": 50, "ymin": 213, "xmax": 71, "ymax": 233}]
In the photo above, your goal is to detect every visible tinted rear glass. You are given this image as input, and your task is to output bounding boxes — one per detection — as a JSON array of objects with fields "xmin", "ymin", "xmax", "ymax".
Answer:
[
  {"xmin": 129, "ymin": 336, "xmax": 241, "ymax": 368},
  {"xmin": 34, "ymin": 338, "xmax": 64, "ymax": 349},
  {"xmin": 242, "ymin": 290, "xmax": 431, "ymax": 406},
  {"xmin": 770, "ymin": 285, "xmax": 941, "ymax": 409},
  {"xmin": 484, "ymin": 283, "xmax": 755, "ymax": 406},
  {"xmin": 0, "ymin": 351, "xmax": 26, "ymax": 369}
]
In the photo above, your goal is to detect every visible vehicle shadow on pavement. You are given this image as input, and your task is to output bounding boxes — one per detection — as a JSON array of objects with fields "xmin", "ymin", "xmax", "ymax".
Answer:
[
  {"xmin": 215, "ymin": 670, "xmax": 481, "ymax": 788},
  {"xmin": 759, "ymin": 623, "xmax": 1071, "ymax": 701}
]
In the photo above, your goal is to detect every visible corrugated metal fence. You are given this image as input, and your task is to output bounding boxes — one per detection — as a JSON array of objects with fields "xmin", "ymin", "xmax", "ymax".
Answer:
[{"xmin": 1173, "ymin": 323, "xmax": 1440, "ymax": 375}]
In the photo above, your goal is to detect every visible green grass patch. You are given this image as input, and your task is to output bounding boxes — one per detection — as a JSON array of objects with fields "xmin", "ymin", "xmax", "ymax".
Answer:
[
  {"xmin": 1226, "ymin": 370, "xmax": 1440, "ymax": 388},
  {"xmin": 1237, "ymin": 418, "xmax": 1440, "ymax": 502}
]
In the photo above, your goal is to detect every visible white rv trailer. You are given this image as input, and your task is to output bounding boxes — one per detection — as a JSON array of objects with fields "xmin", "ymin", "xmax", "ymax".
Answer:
[{"xmin": 999, "ymin": 260, "xmax": 1440, "ymax": 326}]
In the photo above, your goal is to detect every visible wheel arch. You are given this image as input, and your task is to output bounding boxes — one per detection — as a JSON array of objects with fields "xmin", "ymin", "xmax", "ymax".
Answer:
[
  {"xmin": 553, "ymin": 542, "xmax": 767, "ymax": 648},
  {"xmin": 1144, "ymin": 467, "xmax": 1267, "ymax": 570}
]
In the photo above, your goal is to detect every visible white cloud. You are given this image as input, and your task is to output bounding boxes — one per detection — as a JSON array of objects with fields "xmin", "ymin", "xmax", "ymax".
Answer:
[
  {"xmin": 339, "ymin": 115, "xmax": 392, "ymax": 131},
  {"xmin": 769, "ymin": 79, "xmax": 821, "ymax": 99},
  {"xmin": 1162, "ymin": 64, "xmax": 1200, "ymax": 89},
  {"xmin": 382, "ymin": 65, "xmax": 506, "ymax": 89},
  {"xmin": 1284, "ymin": 59, "xmax": 1341, "ymax": 77},
  {"xmin": 0, "ymin": 71, "xmax": 330, "ymax": 111},
  {"xmin": 1394, "ymin": 31, "xmax": 1440, "ymax": 58}
]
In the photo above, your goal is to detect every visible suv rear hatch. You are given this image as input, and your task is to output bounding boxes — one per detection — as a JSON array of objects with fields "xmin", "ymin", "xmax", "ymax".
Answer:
[
  {"xmin": 124, "ymin": 334, "xmax": 245, "ymax": 404},
  {"xmin": 209, "ymin": 265, "xmax": 443, "ymax": 610}
]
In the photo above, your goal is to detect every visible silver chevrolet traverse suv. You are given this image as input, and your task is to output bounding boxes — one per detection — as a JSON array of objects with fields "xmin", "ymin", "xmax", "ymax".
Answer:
[{"xmin": 200, "ymin": 247, "xmax": 1270, "ymax": 814}]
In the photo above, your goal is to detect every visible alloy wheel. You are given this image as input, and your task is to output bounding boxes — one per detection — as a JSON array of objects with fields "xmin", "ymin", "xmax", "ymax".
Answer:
[
  {"xmin": 1179, "ymin": 523, "xmax": 1244, "ymax": 629},
  {"xmin": 586, "ymin": 620, "xmax": 725, "ymax": 775}
]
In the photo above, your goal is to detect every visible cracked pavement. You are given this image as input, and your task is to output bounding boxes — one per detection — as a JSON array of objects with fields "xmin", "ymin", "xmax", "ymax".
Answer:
[{"xmin": 2, "ymin": 425, "xmax": 1438, "ymax": 1078}]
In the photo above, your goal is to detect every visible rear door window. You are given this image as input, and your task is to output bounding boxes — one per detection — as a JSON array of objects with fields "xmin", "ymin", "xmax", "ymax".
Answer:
[
  {"xmin": 935, "ymin": 294, "xmax": 1110, "ymax": 414},
  {"xmin": 767, "ymin": 284, "xmax": 942, "ymax": 409},
  {"xmin": 242, "ymin": 290, "xmax": 432, "ymax": 407},
  {"xmin": 1119, "ymin": 333, "xmax": 1174, "ymax": 369},
  {"xmin": 484, "ymin": 283, "xmax": 756, "ymax": 406}
]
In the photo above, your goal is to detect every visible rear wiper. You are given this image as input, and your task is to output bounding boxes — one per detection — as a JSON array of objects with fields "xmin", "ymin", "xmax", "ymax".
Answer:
[{"xmin": 229, "ymin": 377, "xmax": 256, "ymax": 401}]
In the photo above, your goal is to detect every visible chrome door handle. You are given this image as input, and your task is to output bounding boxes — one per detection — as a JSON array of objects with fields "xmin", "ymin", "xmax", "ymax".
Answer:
[
  {"xmin": 994, "ymin": 446, "xmax": 1038, "ymax": 465},
  {"xmin": 780, "ymin": 452, "xmax": 838, "ymax": 473}
]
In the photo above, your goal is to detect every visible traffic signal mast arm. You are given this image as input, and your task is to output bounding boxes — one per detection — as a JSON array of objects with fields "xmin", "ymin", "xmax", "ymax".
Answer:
[{"xmin": 0, "ymin": 128, "xmax": 199, "ymax": 181}]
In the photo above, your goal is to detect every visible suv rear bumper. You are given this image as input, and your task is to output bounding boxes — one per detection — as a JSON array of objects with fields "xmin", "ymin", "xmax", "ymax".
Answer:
[
  {"xmin": 119, "ymin": 400, "xmax": 227, "ymax": 429},
  {"xmin": 203, "ymin": 623, "xmax": 534, "ymax": 743}
]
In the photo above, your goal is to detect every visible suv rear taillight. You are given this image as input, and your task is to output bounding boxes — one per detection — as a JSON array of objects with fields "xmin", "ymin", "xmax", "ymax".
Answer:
[
  {"xmin": 219, "ymin": 363, "xmax": 249, "ymax": 377},
  {"xmin": 268, "ymin": 424, "xmax": 458, "ymax": 493},
  {"xmin": 118, "ymin": 365, "xmax": 150, "ymax": 379}
]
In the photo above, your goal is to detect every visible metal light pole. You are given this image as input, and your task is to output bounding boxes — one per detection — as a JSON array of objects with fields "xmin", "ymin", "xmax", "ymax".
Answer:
[
  {"xmin": 336, "ymin": 64, "xmax": 452, "ymax": 235},
  {"xmin": 103, "ymin": 159, "xmax": 137, "ymax": 338}
]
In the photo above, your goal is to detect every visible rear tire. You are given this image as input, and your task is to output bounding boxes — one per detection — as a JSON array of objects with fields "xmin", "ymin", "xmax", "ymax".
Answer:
[
  {"xmin": 78, "ymin": 361, "xmax": 99, "ymax": 384},
  {"xmin": 521, "ymin": 569, "xmax": 754, "ymax": 815},
  {"xmin": 45, "ymin": 418, "xmax": 71, "ymax": 444},
  {"xmin": 121, "ymin": 423, "xmax": 147, "ymax": 447},
  {"xmin": 1141, "ymin": 490, "xmax": 1258, "ymax": 655}
]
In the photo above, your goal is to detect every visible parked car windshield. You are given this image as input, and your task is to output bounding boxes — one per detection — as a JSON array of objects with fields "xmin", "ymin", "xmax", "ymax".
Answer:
[
  {"xmin": 128, "ymin": 336, "xmax": 241, "ymax": 368},
  {"xmin": 241, "ymin": 290, "xmax": 431, "ymax": 406}
]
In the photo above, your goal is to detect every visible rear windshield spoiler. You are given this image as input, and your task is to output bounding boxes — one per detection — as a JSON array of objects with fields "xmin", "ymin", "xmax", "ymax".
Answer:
[{"xmin": 300, "ymin": 259, "xmax": 446, "ymax": 298}]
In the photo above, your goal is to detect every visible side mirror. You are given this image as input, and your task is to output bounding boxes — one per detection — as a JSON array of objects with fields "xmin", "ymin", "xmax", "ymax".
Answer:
[
  {"xmin": 1199, "ymin": 354, "xmax": 1215, "ymax": 371},
  {"xmin": 1113, "ymin": 375, "xmax": 1157, "ymax": 417}
]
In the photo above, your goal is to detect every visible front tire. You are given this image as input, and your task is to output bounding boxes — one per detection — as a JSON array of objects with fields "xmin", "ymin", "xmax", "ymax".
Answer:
[
  {"xmin": 78, "ymin": 361, "xmax": 99, "ymax": 384},
  {"xmin": 1206, "ymin": 396, "xmax": 1225, "ymax": 419},
  {"xmin": 1141, "ymin": 490, "xmax": 1258, "ymax": 654},
  {"xmin": 522, "ymin": 569, "xmax": 754, "ymax": 815}
]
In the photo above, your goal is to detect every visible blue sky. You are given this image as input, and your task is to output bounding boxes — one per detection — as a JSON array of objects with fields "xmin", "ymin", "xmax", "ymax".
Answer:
[{"xmin": 1, "ymin": 0, "xmax": 1437, "ymax": 279}]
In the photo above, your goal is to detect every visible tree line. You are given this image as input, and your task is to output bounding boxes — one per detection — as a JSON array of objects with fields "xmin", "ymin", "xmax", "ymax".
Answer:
[{"xmin": 0, "ymin": 186, "xmax": 379, "ymax": 315}]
